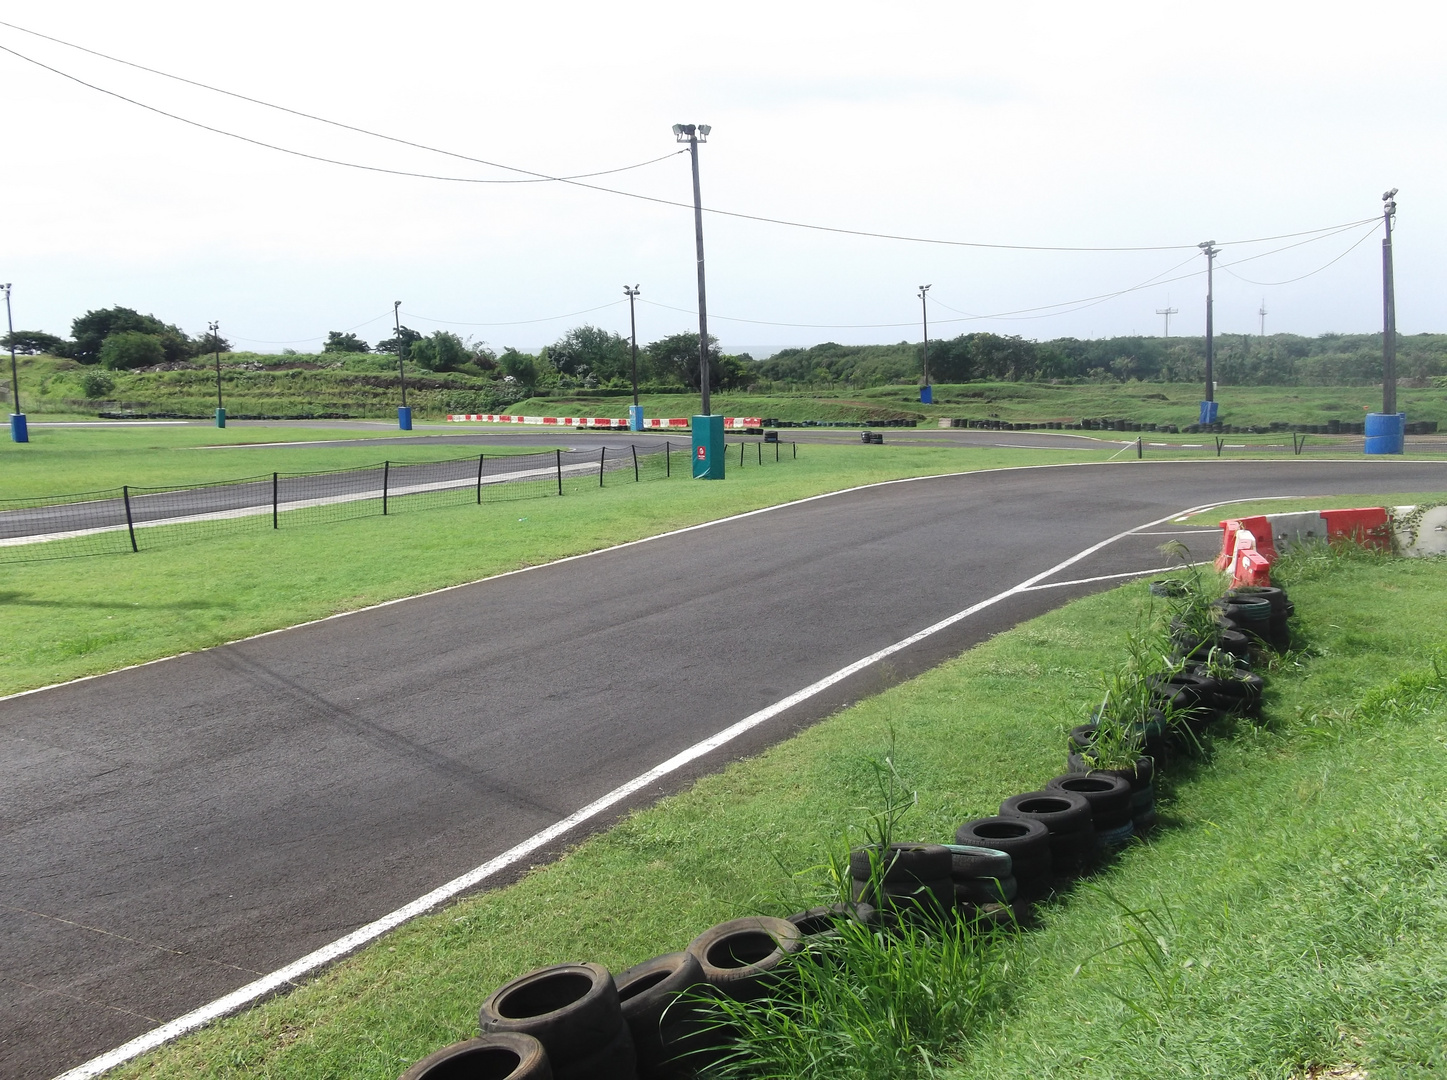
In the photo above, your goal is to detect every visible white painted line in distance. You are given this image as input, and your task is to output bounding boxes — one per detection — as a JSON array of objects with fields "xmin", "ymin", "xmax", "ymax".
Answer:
[
  {"xmin": 1019, "ymin": 564, "xmax": 1189, "ymax": 591},
  {"xmin": 53, "ymin": 498, "xmax": 1228, "ymax": 1080}
]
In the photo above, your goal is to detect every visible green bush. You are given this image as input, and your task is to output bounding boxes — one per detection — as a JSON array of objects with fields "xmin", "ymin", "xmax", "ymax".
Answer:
[
  {"xmin": 99, "ymin": 331, "xmax": 167, "ymax": 371},
  {"xmin": 79, "ymin": 371, "xmax": 115, "ymax": 398}
]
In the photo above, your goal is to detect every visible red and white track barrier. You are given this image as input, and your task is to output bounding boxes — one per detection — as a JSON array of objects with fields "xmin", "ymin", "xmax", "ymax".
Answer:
[
  {"xmin": 1213, "ymin": 505, "xmax": 1402, "ymax": 587},
  {"xmin": 445, "ymin": 413, "xmax": 764, "ymax": 430}
]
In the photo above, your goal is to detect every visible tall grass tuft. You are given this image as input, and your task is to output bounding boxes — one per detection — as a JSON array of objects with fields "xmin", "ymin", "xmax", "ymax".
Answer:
[{"xmin": 699, "ymin": 912, "xmax": 1008, "ymax": 1080}]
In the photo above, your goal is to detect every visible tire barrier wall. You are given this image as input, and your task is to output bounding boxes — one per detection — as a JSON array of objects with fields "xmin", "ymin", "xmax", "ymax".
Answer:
[{"xmin": 401, "ymin": 575, "xmax": 1299, "ymax": 1079}]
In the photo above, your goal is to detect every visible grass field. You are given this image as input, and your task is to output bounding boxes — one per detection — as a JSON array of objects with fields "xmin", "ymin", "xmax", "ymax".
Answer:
[
  {"xmin": 0, "ymin": 423, "xmax": 552, "ymax": 498},
  {"xmin": 102, "ymin": 544, "xmax": 1447, "ymax": 1079},
  {"xmin": 0, "ymin": 440, "xmax": 1123, "ymax": 697},
  {"xmin": 13, "ymin": 350, "xmax": 1447, "ymax": 429},
  {"xmin": 1179, "ymin": 491, "xmax": 1447, "ymax": 526}
]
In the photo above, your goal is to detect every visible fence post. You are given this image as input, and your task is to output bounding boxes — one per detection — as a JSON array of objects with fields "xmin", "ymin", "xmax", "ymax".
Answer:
[
  {"xmin": 793, "ymin": 441, "xmax": 797, "ymax": 458},
  {"xmin": 1215, "ymin": 437, "xmax": 1224, "ymax": 457},
  {"xmin": 666, "ymin": 441, "xmax": 670, "ymax": 477},
  {"xmin": 631, "ymin": 444, "xmax": 639, "ymax": 482},
  {"xmin": 272, "ymin": 472, "xmax": 279, "ymax": 529},
  {"xmin": 758, "ymin": 440, "xmax": 762, "ymax": 465},
  {"xmin": 556, "ymin": 449, "xmax": 563, "ymax": 495},
  {"xmin": 383, "ymin": 460, "xmax": 390, "ymax": 515},
  {"xmin": 122, "ymin": 485, "xmax": 138, "ymax": 552},
  {"xmin": 599, "ymin": 446, "xmax": 605, "ymax": 487},
  {"xmin": 1136, "ymin": 437, "xmax": 1143, "ymax": 459},
  {"xmin": 739, "ymin": 440, "xmax": 745, "ymax": 467},
  {"xmin": 775, "ymin": 440, "xmax": 779, "ymax": 462},
  {"xmin": 476, "ymin": 453, "xmax": 485, "ymax": 504}
]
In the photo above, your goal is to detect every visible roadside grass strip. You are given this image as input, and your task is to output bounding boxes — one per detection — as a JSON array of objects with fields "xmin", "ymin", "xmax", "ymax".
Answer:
[
  {"xmin": 101, "ymin": 545, "xmax": 1447, "ymax": 1079},
  {"xmin": 0, "ymin": 445, "xmax": 1114, "ymax": 697}
]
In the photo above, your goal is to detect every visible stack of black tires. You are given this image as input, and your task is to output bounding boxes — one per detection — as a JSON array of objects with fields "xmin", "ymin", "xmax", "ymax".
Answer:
[
  {"xmin": 401, "ymin": 581, "xmax": 1296, "ymax": 1079},
  {"xmin": 402, "ymin": 917, "xmax": 805, "ymax": 1080}
]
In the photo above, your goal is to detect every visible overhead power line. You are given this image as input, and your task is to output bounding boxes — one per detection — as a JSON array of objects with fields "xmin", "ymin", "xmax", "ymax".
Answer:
[
  {"xmin": 0, "ymin": 41, "xmax": 683, "ymax": 185},
  {"xmin": 0, "ymin": 21, "xmax": 1381, "ymax": 254}
]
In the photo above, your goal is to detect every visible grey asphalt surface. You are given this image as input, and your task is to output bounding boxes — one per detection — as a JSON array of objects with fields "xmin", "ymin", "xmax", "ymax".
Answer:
[{"xmin": 5, "ymin": 458, "xmax": 1447, "ymax": 1078}]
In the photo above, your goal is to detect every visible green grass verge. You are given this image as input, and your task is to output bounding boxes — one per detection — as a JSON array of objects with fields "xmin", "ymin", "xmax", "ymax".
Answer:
[
  {"xmin": 0, "ymin": 424, "xmax": 550, "ymax": 498},
  {"xmin": 0, "ymin": 442, "xmax": 1112, "ymax": 696},
  {"xmin": 1176, "ymin": 492, "xmax": 1447, "ymax": 526},
  {"xmin": 107, "ymin": 548, "xmax": 1447, "ymax": 1079}
]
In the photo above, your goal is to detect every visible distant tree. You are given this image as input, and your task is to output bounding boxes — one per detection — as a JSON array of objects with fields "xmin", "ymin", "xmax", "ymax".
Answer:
[
  {"xmin": 409, "ymin": 330, "xmax": 472, "ymax": 372},
  {"xmin": 323, "ymin": 331, "xmax": 370, "ymax": 353},
  {"xmin": 71, "ymin": 307, "xmax": 194, "ymax": 365},
  {"xmin": 2, "ymin": 330, "xmax": 68, "ymax": 356},
  {"xmin": 646, "ymin": 332, "xmax": 722, "ymax": 390},
  {"xmin": 99, "ymin": 331, "xmax": 167, "ymax": 370},
  {"xmin": 549, "ymin": 325, "xmax": 631, "ymax": 383},
  {"xmin": 498, "ymin": 347, "xmax": 541, "ymax": 388},
  {"xmin": 375, "ymin": 326, "xmax": 423, "ymax": 355},
  {"xmin": 194, "ymin": 328, "xmax": 232, "ymax": 355}
]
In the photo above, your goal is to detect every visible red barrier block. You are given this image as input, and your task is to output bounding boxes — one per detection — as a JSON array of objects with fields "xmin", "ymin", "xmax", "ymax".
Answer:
[{"xmin": 1319, "ymin": 507, "xmax": 1390, "ymax": 549}]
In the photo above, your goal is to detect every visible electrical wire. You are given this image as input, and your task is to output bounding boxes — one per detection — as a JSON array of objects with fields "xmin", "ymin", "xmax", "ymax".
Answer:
[
  {"xmin": 0, "ymin": 18, "xmax": 683, "ymax": 184},
  {"xmin": 635, "ymin": 220, "xmax": 1384, "ymax": 331},
  {"xmin": 233, "ymin": 309, "xmax": 396, "ymax": 345},
  {"xmin": 1221, "ymin": 222, "xmax": 1380, "ymax": 286},
  {"xmin": 0, "ymin": 41, "xmax": 683, "ymax": 185},
  {"xmin": 401, "ymin": 301, "xmax": 626, "ymax": 326},
  {"xmin": 0, "ymin": 23, "xmax": 1382, "ymax": 253}
]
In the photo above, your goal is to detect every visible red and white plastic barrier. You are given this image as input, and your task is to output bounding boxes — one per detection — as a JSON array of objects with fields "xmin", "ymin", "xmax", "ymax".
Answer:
[
  {"xmin": 445, "ymin": 413, "xmax": 764, "ymax": 430},
  {"xmin": 1213, "ymin": 505, "xmax": 1401, "ymax": 587}
]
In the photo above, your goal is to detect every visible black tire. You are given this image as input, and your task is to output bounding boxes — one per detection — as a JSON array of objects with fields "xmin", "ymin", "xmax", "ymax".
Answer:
[
  {"xmin": 955, "ymin": 816, "xmax": 1051, "ymax": 862},
  {"xmin": 1134, "ymin": 808, "xmax": 1159, "ymax": 835},
  {"xmin": 954, "ymin": 874, "xmax": 1018, "ymax": 905},
  {"xmin": 686, "ymin": 916, "xmax": 803, "ymax": 1002},
  {"xmin": 479, "ymin": 963, "xmax": 625, "ymax": 1071},
  {"xmin": 942, "ymin": 843, "xmax": 1011, "ymax": 879},
  {"xmin": 1047, "ymin": 828, "xmax": 1096, "ymax": 876},
  {"xmin": 785, "ymin": 905, "xmax": 857, "ymax": 937},
  {"xmin": 853, "ymin": 876, "xmax": 954, "ymax": 918},
  {"xmin": 1096, "ymin": 818, "xmax": 1136, "ymax": 849},
  {"xmin": 1069, "ymin": 723, "xmax": 1098, "ymax": 752},
  {"xmin": 615, "ymin": 951, "xmax": 704, "ymax": 1079},
  {"xmin": 1000, "ymin": 790, "xmax": 1091, "ymax": 835},
  {"xmin": 1045, "ymin": 773, "xmax": 1132, "ymax": 820},
  {"xmin": 847, "ymin": 843, "xmax": 952, "ymax": 883},
  {"xmin": 552, "ymin": 1023, "xmax": 636, "ymax": 1080},
  {"xmin": 1067, "ymin": 753, "xmax": 1154, "ymax": 791},
  {"xmin": 400, "ymin": 1034, "xmax": 552, "ymax": 1080},
  {"xmin": 1218, "ymin": 629, "xmax": 1254, "ymax": 663}
]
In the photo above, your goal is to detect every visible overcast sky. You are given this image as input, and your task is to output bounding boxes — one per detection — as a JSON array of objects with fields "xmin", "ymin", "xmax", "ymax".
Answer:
[{"xmin": 4, "ymin": 1, "xmax": 1443, "ymax": 354}]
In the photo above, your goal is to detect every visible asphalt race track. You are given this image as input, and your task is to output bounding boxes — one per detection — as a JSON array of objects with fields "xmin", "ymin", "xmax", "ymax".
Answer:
[{"xmin": 4, "ymin": 459, "xmax": 1445, "ymax": 1078}]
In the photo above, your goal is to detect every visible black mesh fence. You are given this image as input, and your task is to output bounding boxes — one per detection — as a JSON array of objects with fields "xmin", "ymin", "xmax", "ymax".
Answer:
[{"xmin": 0, "ymin": 439, "xmax": 784, "ymax": 564}]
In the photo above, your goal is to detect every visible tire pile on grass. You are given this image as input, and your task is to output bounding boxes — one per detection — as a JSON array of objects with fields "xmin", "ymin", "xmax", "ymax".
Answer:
[{"xmin": 399, "ymin": 580, "xmax": 1293, "ymax": 1080}]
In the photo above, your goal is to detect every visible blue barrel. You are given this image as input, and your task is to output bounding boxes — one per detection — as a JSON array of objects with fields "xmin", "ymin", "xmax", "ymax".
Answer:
[
  {"xmin": 1364, "ymin": 412, "xmax": 1405, "ymax": 455},
  {"xmin": 628, "ymin": 404, "xmax": 644, "ymax": 432},
  {"xmin": 398, "ymin": 406, "xmax": 413, "ymax": 431},
  {"xmin": 1198, "ymin": 400, "xmax": 1219, "ymax": 425},
  {"xmin": 10, "ymin": 412, "xmax": 28, "ymax": 443},
  {"xmin": 215, "ymin": 407, "xmax": 226, "ymax": 428},
  {"xmin": 920, "ymin": 384, "xmax": 933, "ymax": 404}
]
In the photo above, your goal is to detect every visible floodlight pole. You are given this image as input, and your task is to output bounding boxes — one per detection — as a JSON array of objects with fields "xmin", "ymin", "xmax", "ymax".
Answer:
[
  {"xmin": 1381, "ymin": 189, "xmax": 1398, "ymax": 415},
  {"xmin": 1199, "ymin": 242, "xmax": 1218, "ymax": 403},
  {"xmin": 918, "ymin": 285, "xmax": 932, "ymax": 386},
  {"xmin": 394, "ymin": 301, "xmax": 408, "ymax": 409},
  {"xmin": 675, "ymin": 123, "xmax": 711, "ymax": 415},
  {"xmin": 210, "ymin": 321, "xmax": 223, "ymax": 410},
  {"xmin": 624, "ymin": 285, "xmax": 641, "ymax": 407},
  {"xmin": 4, "ymin": 283, "xmax": 18, "ymax": 414}
]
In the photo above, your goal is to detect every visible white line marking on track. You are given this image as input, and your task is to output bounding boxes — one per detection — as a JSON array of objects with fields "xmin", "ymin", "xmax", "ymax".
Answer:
[
  {"xmin": 1019, "ymin": 564, "xmax": 1195, "ymax": 590},
  {"xmin": 52, "ymin": 495, "xmax": 1234, "ymax": 1080}
]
